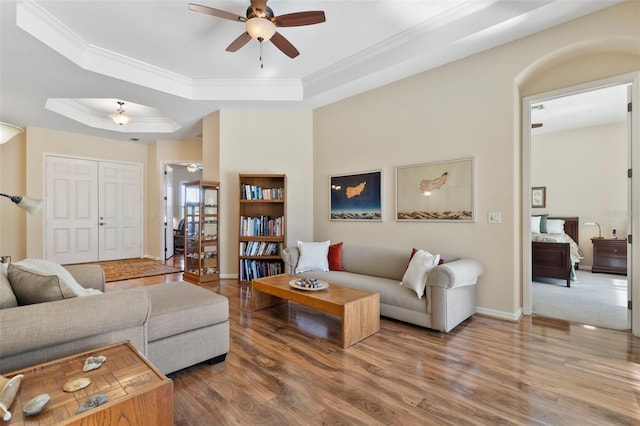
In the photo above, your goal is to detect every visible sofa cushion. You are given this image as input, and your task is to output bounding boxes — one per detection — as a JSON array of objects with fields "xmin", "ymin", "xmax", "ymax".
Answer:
[
  {"xmin": 11, "ymin": 259, "xmax": 102, "ymax": 299},
  {"xmin": 400, "ymin": 250, "xmax": 440, "ymax": 299},
  {"xmin": 300, "ymin": 270, "xmax": 429, "ymax": 313},
  {"xmin": 144, "ymin": 281, "xmax": 229, "ymax": 342},
  {"xmin": 0, "ymin": 263, "xmax": 18, "ymax": 308},
  {"xmin": 295, "ymin": 240, "xmax": 330, "ymax": 273},
  {"xmin": 341, "ymin": 246, "xmax": 409, "ymax": 281},
  {"xmin": 8, "ymin": 263, "xmax": 66, "ymax": 305},
  {"xmin": 328, "ymin": 242, "xmax": 344, "ymax": 271}
]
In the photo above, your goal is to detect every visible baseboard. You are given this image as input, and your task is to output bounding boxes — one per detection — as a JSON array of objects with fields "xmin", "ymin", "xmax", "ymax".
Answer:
[
  {"xmin": 220, "ymin": 273, "xmax": 238, "ymax": 279},
  {"xmin": 475, "ymin": 306, "xmax": 523, "ymax": 322}
]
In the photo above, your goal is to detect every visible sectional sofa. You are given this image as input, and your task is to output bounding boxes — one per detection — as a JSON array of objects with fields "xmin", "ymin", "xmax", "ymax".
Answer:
[{"xmin": 0, "ymin": 262, "xmax": 229, "ymax": 375}]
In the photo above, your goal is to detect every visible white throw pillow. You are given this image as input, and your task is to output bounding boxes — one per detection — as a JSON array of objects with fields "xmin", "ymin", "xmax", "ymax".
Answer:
[
  {"xmin": 12, "ymin": 259, "xmax": 102, "ymax": 297},
  {"xmin": 531, "ymin": 216, "xmax": 541, "ymax": 233},
  {"xmin": 546, "ymin": 219, "xmax": 565, "ymax": 234},
  {"xmin": 295, "ymin": 241, "xmax": 330, "ymax": 273},
  {"xmin": 399, "ymin": 250, "xmax": 440, "ymax": 299}
]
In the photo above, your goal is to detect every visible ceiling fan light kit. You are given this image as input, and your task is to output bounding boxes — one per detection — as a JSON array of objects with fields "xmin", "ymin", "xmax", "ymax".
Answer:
[{"xmin": 246, "ymin": 17, "xmax": 276, "ymax": 41}]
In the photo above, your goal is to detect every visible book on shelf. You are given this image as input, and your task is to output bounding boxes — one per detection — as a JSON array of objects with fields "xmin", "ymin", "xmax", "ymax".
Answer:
[
  {"xmin": 240, "ymin": 184, "xmax": 283, "ymax": 201},
  {"xmin": 239, "ymin": 259, "xmax": 283, "ymax": 281},
  {"xmin": 239, "ymin": 215, "xmax": 284, "ymax": 237},
  {"xmin": 239, "ymin": 241, "xmax": 282, "ymax": 256}
]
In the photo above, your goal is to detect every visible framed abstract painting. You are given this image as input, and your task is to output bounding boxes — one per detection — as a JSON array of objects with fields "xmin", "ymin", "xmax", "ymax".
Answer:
[
  {"xmin": 395, "ymin": 158, "xmax": 475, "ymax": 222},
  {"xmin": 330, "ymin": 170, "xmax": 382, "ymax": 221}
]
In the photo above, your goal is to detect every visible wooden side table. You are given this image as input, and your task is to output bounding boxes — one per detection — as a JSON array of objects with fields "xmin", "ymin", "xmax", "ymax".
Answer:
[
  {"xmin": 4, "ymin": 341, "xmax": 173, "ymax": 425},
  {"xmin": 591, "ymin": 238, "xmax": 627, "ymax": 275}
]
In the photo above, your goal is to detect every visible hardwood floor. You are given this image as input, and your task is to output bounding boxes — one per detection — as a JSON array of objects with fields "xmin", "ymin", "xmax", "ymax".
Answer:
[{"xmin": 108, "ymin": 261, "xmax": 640, "ymax": 425}]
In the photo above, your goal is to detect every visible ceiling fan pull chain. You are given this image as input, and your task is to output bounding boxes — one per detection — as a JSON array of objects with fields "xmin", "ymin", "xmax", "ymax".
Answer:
[{"xmin": 259, "ymin": 40, "xmax": 264, "ymax": 69}]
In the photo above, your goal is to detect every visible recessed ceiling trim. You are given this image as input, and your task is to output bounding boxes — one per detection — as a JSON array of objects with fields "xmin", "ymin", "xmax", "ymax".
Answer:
[
  {"xmin": 45, "ymin": 98, "xmax": 182, "ymax": 133},
  {"xmin": 16, "ymin": 0, "xmax": 303, "ymax": 102},
  {"xmin": 302, "ymin": 0, "xmax": 623, "ymax": 106}
]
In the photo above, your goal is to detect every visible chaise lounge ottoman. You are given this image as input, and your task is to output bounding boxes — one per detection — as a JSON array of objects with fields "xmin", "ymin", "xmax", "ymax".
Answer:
[{"xmin": 144, "ymin": 281, "xmax": 230, "ymax": 374}]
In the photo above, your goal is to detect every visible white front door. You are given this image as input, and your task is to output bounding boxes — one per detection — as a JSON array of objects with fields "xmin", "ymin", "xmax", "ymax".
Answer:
[
  {"xmin": 98, "ymin": 162, "xmax": 142, "ymax": 261},
  {"xmin": 45, "ymin": 156, "xmax": 99, "ymax": 264},
  {"xmin": 45, "ymin": 156, "xmax": 142, "ymax": 264}
]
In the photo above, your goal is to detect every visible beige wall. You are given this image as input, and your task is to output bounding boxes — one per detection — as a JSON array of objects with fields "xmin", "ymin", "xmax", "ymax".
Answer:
[
  {"xmin": 532, "ymin": 122, "xmax": 628, "ymax": 267},
  {"xmin": 314, "ymin": 0, "xmax": 640, "ymax": 319},
  {"xmin": 218, "ymin": 109, "xmax": 314, "ymax": 278},
  {"xmin": 0, "ymin": 132, "xmax": 27, "ymax": 259},
  {"xmin": 202, "ymin": 111, "xmax": 220, "ymax": 182}
]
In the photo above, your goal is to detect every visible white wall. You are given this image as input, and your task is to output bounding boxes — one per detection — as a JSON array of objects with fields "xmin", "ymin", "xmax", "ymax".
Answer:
[{"xmin": 532, "ymin": 122, "xmax": 628, "ymax": 267}]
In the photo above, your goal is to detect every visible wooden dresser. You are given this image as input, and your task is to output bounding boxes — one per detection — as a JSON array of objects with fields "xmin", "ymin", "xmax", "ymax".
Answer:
[
  {"xmin": 591, "ymin": 238, "xmax": 627, "ymax": 275},
  {"xmin": 4, "ymin": 341, "xmax": 173, "ymax": 425}
]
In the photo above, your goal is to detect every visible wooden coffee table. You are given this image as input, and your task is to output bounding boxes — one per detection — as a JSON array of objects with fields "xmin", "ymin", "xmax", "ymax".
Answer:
[
  {"xmin": 4, "ymin": 341, "xmax": 173, "ymax": 425},
  {"xmin": 252, "ymin": 274, "xmax": 380, "ymax": 348}
]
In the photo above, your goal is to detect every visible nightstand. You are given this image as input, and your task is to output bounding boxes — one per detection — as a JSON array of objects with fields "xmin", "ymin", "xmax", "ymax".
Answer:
[{"xmin": 591, "ymin": 238, "xmax": 627, "ymax": 275}]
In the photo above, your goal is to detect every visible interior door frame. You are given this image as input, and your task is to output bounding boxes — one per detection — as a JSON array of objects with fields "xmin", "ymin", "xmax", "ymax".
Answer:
[
  {"xmin": 164, "ymin": 164, "xmax": 174, "ymax": 260},
  {"xmin": 522, "ymin": 72, "xmax": 639, "ymax": 336}
]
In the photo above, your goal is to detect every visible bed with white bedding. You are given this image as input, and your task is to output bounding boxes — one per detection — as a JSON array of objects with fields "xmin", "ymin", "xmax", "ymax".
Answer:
[{"xmin": 531, "ymin": 216, "xmax": 583, "ymax": 287}]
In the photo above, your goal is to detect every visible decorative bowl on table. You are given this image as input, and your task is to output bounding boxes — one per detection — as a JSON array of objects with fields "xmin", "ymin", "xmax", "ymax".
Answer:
[{"xmin": 289, "ymin": 278, "xmax": 329, "ymax": 291}]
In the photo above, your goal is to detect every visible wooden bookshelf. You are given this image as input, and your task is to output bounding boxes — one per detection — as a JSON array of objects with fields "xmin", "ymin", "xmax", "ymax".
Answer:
[{"xmin": 238, "ymin": 174, "xmax": 286, "ymax": 283}]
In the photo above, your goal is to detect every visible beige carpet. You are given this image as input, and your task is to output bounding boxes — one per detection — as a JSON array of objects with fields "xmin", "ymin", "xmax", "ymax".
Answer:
[
  {"xmin": 533, "ymin": 270, "xmax": 628, "ymax": 330},
  {"xmin": 96, "ymin": 258, "xmax": 182, "ymax": 282}
]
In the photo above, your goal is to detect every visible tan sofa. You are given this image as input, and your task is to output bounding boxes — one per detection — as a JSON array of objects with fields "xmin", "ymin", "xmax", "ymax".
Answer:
[
  {"xmin": 0, "ymin": 264, "xmax": 229, "ymax": 375},
  {"xmin": 283, "ymin": 245, "xmax": 484, "ymax": 332}
]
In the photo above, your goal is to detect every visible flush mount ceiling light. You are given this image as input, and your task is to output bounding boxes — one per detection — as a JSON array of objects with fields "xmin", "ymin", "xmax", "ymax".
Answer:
[
  {"xmin": 186, "ymin": 163, "xmax": 199, "ymax": 173},
  {"xmin": 109, "ymin": 101, "xmax": 131, "ymax": 126},
  {"xmin": 0, "ymin": 122, "xmax": 24, "ymax": 144}
]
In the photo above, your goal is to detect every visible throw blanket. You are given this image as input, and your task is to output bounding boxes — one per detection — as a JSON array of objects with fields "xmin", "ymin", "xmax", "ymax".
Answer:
[{"xmin": 532, "ymin": 233, "xmax": 584, "ymax": 281}]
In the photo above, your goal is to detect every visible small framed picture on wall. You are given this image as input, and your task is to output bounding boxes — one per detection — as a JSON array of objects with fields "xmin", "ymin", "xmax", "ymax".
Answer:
[{"xmin": 531, "ymin": 186, "xmax": 546, "ymax": 208}]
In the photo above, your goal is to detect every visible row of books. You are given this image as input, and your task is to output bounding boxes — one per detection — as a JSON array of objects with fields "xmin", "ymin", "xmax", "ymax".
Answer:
[
  {"xmin": 239, "ymin": 260, "xmax": 283, "ymax": 282},
  {"xmin": 240, "ymin": 241, "xmax": 282, "ymax": 256},
  {"xmin": 241, "ymin": 184, "xmax": 284, "ymax": 200},
  {"xmin": 240, "ymin": 216, "xmax": 284, "ymax": 237}
]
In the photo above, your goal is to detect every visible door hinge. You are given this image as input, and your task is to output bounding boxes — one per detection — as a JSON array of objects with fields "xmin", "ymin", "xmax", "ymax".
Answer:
[
  {"xmin": 628, "ymin": 300, "xmax": 632, "ymax": 310},
  {"xmin": 164, "ymin": 196, "xmax": 167, "ymax": 201},
  {"xmin": 628, "ymin": 102, "xmax": 632, "ymax": 112},
  {"xmin": 628, "ymin": 169, "xmax": 632, "ymax": 178},
  {"xmin": 628, "ymin": 235, "xmax": 632, "ymax": 244}
]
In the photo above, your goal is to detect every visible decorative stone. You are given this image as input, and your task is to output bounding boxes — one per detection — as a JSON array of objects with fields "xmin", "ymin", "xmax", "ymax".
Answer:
[
  {"xmin": 0, "ymin": 374, "xmax": 24, "ymax": 420},
  {"xmin": 76, "ymin": 394, "xmax": 108, "ymax": 414},
  {"xmin": 23, "ymin": 394, "xmax": 51, "ymax": 417},
  {"xmin": 83, "ymin": 355, "xmax": 107, "ymax": 372},
  {"xmin": 63, "ymin": 377, "xmax": 91, "ymax": 392}
]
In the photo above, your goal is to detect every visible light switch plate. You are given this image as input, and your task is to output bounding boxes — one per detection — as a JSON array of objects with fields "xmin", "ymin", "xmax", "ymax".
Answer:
[{"xmin": 488, "ymin": 212, "xmax": 501, "ymax": 224}]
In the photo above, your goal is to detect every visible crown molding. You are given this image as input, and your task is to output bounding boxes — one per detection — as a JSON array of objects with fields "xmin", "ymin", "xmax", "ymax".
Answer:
[{"xmin": 16, "ymin": 0, "xmax": 303, "ymax": 102}]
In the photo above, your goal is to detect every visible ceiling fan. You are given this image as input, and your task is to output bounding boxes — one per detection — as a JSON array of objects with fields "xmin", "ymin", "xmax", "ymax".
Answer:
[{"xmin": 188, "ymin": 1, "xmax": 326, "ymax": 59}]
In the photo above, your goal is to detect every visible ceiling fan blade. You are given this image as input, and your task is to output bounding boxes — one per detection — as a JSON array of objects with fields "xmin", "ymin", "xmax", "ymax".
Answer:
[
  {"xmin": 226, "ymin": 32, "xmax": 252, "ymax": 52},
  {"xmin": 273, "ymin": 11, "xmax": 326, "ymax": 27},
  {"xmin": 189, "ymin": 3, "xmax": 246, "ymax": 22},
  {"xmin": 270, "ymin": 32, "xmax": 299, "ymax": 58}
]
